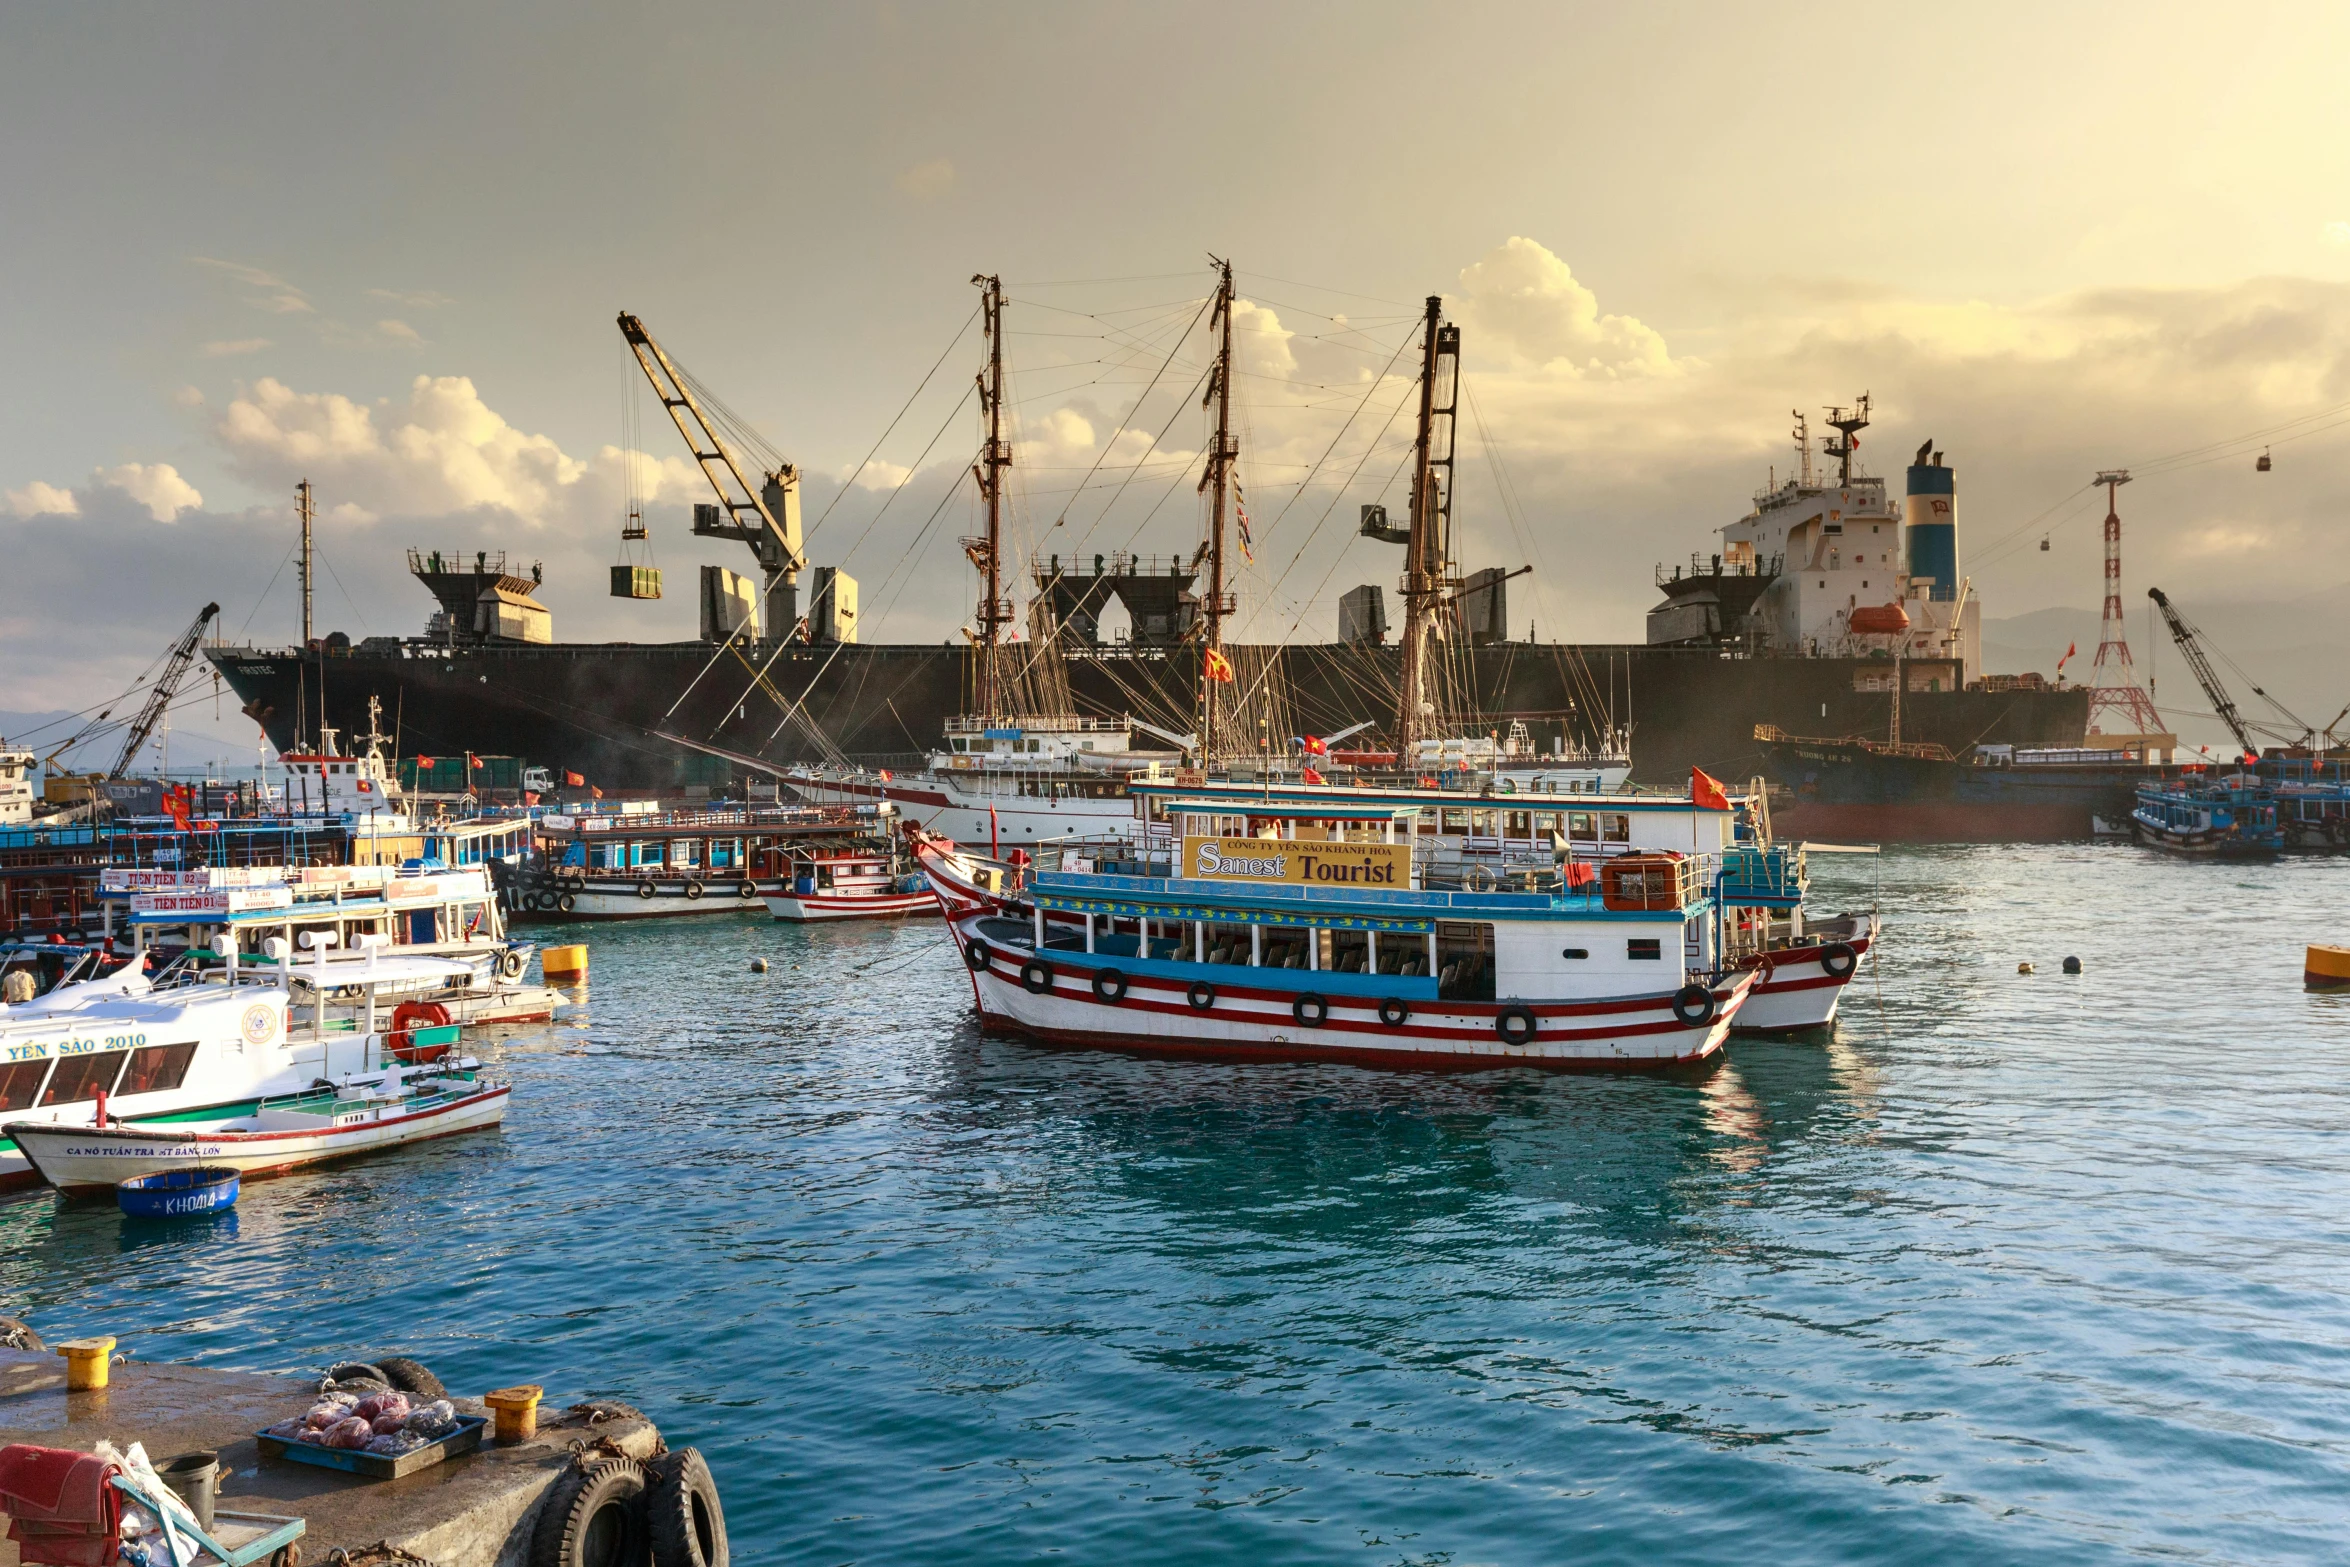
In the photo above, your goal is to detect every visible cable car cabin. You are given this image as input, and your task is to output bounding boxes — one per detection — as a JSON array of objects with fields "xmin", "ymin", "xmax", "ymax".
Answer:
[{"xmin": 2256, "ymin": 448, "xmax": 2272, "ymax": 472}]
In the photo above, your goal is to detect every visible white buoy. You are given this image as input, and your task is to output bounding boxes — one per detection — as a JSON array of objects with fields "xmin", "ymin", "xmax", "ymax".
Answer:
[{"xmin": 750, "ymin": 958, "xmax": 769, "ymax": 973}]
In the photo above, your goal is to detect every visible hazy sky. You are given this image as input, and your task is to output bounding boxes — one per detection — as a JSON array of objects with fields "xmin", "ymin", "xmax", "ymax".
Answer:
[{"xmin": 6, "ymin": 1, "xmax": 2349, "ymax": 734}]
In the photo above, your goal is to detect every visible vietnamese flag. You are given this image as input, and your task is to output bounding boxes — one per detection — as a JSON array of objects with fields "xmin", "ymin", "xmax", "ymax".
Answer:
[
  {"xmin": 1692, "ymin": 767, "xmax": 1729, "ymax": 810},
  {"xmin": 1204, "ymin": 649, "xmax": 1235, "ymax": 684},
  {"xmin": 564, "ymin": 770, "xmax": 585, "ymax": 787},
  {"xmin": 414, "ymin": 755, "xmax": 437, "ymax": 769},
  {"xmin": 466, "ymin": 753, "xmax": 483, "ymax": 769},
  {"xmin": 1301, "ymin": 766, "xmax": 1326, "ymax": 786},
  {"xmin": 1297, "ymin": 734, "xmax": 1328, "ymax": 756}
]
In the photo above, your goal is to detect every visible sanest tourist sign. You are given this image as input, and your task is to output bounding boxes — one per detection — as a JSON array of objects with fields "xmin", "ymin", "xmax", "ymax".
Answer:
[{"xmin": 1180, "ymin": 836, "xmax": 1409, "ymax": 887}]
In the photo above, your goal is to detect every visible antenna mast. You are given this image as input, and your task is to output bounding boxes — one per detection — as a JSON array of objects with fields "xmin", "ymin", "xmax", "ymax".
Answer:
[
  {"xmin": 2085, "ymin": 470, "xmax": 2162, "ymax": 735},
  {"xmin": 1199, "ymin": 258, "xmax": 1238, "ymax": 766},
  {"xmin": 1791, "ymin": 411, "xmax": 1812, "ymax": 487},
  {"xmin": 1395, "ymin": 295, "xmax": 1460, "ymax": 753},
  {"xmin": 969, "ymin": 274, "xmax": 1014, "ymax": 718},
  {"xmin": 1823, "ymin": 394, "xmax": 1870, "ymax": 486},
  {"xmin": 297, "ymin": 479, "xmax": 314, "ymax": 646}
]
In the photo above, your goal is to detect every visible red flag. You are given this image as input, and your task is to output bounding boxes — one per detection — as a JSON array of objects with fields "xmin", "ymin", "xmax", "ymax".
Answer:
[
  {"xmin": 414, "ymin": 755, "xmax": 437, "ymax": 770},
  {"xmin": 1692, "ymin": 767, "xmax": 1729, "ymax": 810},
  {"xmin": 1204, "ymin": 649, "xmax": 1235, "ymax": 684},
  {"xmin": 2056, "ymin": 642, "xmax": 2077, "ymax": 672},
  {"xmin": 1301, "ymin": 766, "xmax": 1326, "ymax": 786},
  {"xmin": 590, "ymin": 785, "xmax": 604, "ymax": 800},
  {"xmin": 466, "ymin": 753, "xmax": 482, "ymax": 769},
  {"xmin": 1298, "ymin": 735, "xmax": 1328, "ymax": 756},
  {"xmin": 564, "ymin": 770, "xmax": 585, "ymax": 787}
]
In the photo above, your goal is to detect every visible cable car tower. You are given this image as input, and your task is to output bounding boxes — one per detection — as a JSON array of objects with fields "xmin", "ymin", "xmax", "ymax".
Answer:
[{"xmin": 2083, "ymin": 470, "xmax": 2163, "ymax": 736}]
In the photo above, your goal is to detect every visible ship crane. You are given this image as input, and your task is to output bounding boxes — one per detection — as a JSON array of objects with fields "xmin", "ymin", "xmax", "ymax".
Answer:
[
  {"xmin": 2147, "ymin": 587, "xmax": 2313, "ymax": 757},
  {"xmin": 617, "ymin": 312, "xmax": 806, "ymax": 638},
  {"xmin": 110, "ymin": 601, "xmax": 221, "ymax": 778}
]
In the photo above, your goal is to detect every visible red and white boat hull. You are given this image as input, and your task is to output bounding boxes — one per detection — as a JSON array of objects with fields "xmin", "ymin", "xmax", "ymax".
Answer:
[
  {"xmin": 762, "ymin": 890, "xmax": 935, "ymax": 922},
  {"xmin": 1733, "ymin": 918, "xmax": 1876, "ymax": 1032}
]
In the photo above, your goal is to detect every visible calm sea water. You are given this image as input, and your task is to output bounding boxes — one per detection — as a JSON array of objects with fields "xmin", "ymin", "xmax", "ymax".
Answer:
[{"xmin": 7, "ymin": 846, "xmax": 2350, "ymax": 1564}]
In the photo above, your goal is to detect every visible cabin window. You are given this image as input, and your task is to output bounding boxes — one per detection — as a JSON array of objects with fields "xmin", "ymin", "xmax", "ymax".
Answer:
[
  {"xmin": 1568, "ymin": 812, "xmax": 1597, "ymax": 842},
  {"xmin": 1601, "ymin": 814, "xmax": 1631, "ymax": 844},
  {"xmin": 1373, "ymin": 930, "xmax": 1427, "ymax": 977},
  {"xmin": 1534, "ymin": 812, "xmax": 1561, "ymax": 835},
  {"xmin": 1561, "ymin": 947, "xmax": 1589, "ymax": 959},
  {"xmin": 116, "ymin": 1041, "xmax": 199, "ymax": 1096},
  {"xmin": 1506, "ymin": 811, "xmax": 1532, "ymax": 836},
  {"xmin": 1328, "ymin": 930, "xmax": 1371, "ymax": 974},
  {"xmin": 1435, "ymin": 921, "xmax": 1495, "ymax": 1000},
  {"xmin": 1628, "ymin": 938, "xmax": 1662, "ymax": 960},
  {"xmin": 1471, "ymin": 810, "xmax": 1496, "ymax": 836},
  {"xmin": 1441, "ymin": 808, "xmax": 1470, "ymax": 833},
  {"xmin": 1417, "ymin": 807, "xmax": 1439, "ymax": 830},
  {"xmin": 674, "ymin": 841, "xmax": 702, "ymax": 868},
  {"xmin": 40, "ymin": 1050, "xmax": 129, "ymax": 1104},
  {"xmin": 0, "ymin": 1059, "xmax": 48, "ymax": 1113},
  {"xmin": 1202, "ymin": 922, "xmax": 1253, "ymax": 965}
]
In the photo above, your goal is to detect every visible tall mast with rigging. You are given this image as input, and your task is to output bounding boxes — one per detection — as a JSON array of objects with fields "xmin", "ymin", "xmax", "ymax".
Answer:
[
  {"xmin": 1198, "ymin": 258, "xmax": 1238, "ymax": 766},
  {"xmin": 1395, "ymin": 295, "xmax": 1459, "ymax": 754},
  {"xmin": 968, "ymin": 274, "xmax": 1014, "ymax": 718}
]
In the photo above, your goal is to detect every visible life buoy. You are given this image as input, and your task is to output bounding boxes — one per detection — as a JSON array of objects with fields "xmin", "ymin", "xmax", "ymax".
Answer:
[
  {"xmin": 1462, "ymin": 865, "xmax": 1498, "ymax": 893},
  {"xmin": 386, "ymin": 1000, "xmax": 453, "ymax": 1063},
  {"xmin": 1092, "ymin": 968, "xmax": 1128, "ymax": 1003},
  {"xmin": 637, "ymin": 881, "xmax": 657, "ymax": 900},
  {"xmin": 965, "ymin": 938, "xmax": 991, "ymax": 972},
  {"xmin": 1187, "ymin": 981, "xmax": 1215, "ymax": 1011},
  {"xmin": 1293, "ymin": 993, "xmax": 1328, "ymax": 1028},
  {"xmin": 1819, "ymin": 941, "xmax": 1858, "ymax": 979},
  {"xmin": 737, "ymin": 880, "xmax": 758, "ymax": 898},
  {"xmin": 1495, "ymin": 1004, "xmax": 1537, "ymax": 1046},
  {"xmin": 1021, "ymin": 959, "xmax": 1054, "ymax": 995},
  {"xmin": 557, "ymin": 892, "xmax": 577, "ymax": 915},
  {"xmin": 1378, "ymin": 996, "xmax": 1410, "ymax": 1028},
  {"xmin": 1671, "ymin": 983, "xmax": 1717, "ymax": 1026},
  {"xmin": 497, "ymin": 949, "xmax": 525, "ymax": 980},
  {"xmin": 683, "ymin": 880, "xmax": 705, "ymax": 901}
]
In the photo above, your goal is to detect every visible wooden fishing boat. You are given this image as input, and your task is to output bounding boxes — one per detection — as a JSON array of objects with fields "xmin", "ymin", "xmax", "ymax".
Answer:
[
  {"xmin": 914, "ymin": 798, "xmax": 1757, "ymax": 1070},
  {"xmin": 761, "ymin": 848, "xmax": 932, "ymax": 922}
]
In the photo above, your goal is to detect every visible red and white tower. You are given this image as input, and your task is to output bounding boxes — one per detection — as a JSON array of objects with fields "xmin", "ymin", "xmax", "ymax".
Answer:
[{"xmin": 2084, "ymin": 469, "xmax": 2162, "ymax": 736}]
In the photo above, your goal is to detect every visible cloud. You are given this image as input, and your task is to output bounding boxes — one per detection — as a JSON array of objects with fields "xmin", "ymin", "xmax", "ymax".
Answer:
[
  {"xmin": 368, "ymin": 288, "xmax": 454, "ymax": 309},
  {"xmin": 4, "ymin": 481, "xmax": 79, "ymax": 518},
  {"xmin": 374, "ymin": 319, "xmax": 423, "ymax": 346},
  {"xmin": 846, "ymin": 460, "xmax": 912, "ymax": 492},
  {"xmin": 98, "ymin": 463, "xmax": 203, "ymax": 522},
  {"xmin": 1455, "ymin": 236, "xmax": 1677, "ymax": 378},
  {"xmin": 202, "ymin": 338, "xmax": 273, "ymax": 357},
  {"xmin": 893, "ymin": 158, "xmax": 955, "ymax": 200}
]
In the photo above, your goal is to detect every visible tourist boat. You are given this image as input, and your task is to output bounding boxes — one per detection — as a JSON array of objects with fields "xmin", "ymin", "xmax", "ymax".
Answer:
[
  {"xmin": 494, "ymin": 801, "xmax": 901, "ymax": 920},
  {"xmin": 0, "ymin": 942, "xmax": 497, "ymax": 1193},
  {"xmin": 914, "ymin": 797, "xmax": 1757, "ymax": 1069},
  {"xmin": 2132, "ymin": 779, "xmax": 2283, "ymax": 855},
  {"xmin": 5, "ymin": 1060, "xmax": 507, "ymax": 1194},
  {"xmin": 761, "ymin": 847, "xmax": 932, "ymax": 922}
]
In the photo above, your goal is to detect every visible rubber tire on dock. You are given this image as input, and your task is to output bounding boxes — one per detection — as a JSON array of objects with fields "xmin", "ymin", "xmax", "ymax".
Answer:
[
  {"xmin": 1377, "ymin": 997, "xmax": 1410, "ymax": 1028},
  {"xmin": 1495, "ymin": 1005, "xmax": 1537, "ymax": 1046},
  {"xmin": 965, "ymin": 939, "xmax": 992, "ymax": 972},
  {"xmin": 325, "ymin": 1361, "xmax": 387, "ymax": 1389},
  {"xmin": 372, "ymin": 1355, "xmax": 448, "ymax": 1400},
  {"xmin": 531, "ymin": 1456, "xmax": 648, "ymax": 1567},
  {"xmin": 1187, "ymin": 981, "xmax": 1215, "ymax": 1011},
  {"xmin": 1671, "ymin": 984, "xmax": 1716, "ymax": 1026},
  {"xmin": 1293, "ymin": 993, "xmax": 1328, "ymax": 1028},
  {"xmin": 1021, "ymin": 960, "xmax": 1054, "ymax": 995},
  {"xmin": 647, "ymin": 1447, "xmax": 729, "ymax": 1567},
  {"xmin": 1092, "ymin": 968, "xmax": 1128, "ymax": 1003},
  {"xmin": 1819, "ymin": 942, "xmax": 1858, "ymax": 979}
]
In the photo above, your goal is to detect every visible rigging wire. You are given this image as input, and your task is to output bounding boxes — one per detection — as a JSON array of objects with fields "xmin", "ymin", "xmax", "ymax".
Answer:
[{"xmin": 805, "ymin": 303, "xmax": 979, "ymax": 546}]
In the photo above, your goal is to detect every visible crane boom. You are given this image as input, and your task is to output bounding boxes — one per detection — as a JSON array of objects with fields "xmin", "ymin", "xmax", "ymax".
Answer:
[
  {"xmin": 2147, "ymin": 587, "xmax": 2257, "ymax": 758},
  {"xmin": 110, "ymin": 602, "xmax": 220, "ymax": 779},
  {"xmin": 617, "ymin": 312, "xmax": 805, "ymax": 636}
]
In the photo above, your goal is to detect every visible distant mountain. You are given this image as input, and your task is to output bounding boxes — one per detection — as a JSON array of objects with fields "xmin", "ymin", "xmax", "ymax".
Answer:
[{"xmin": 0, "ymin": 704, "xmax": 270, "ymax": 779}]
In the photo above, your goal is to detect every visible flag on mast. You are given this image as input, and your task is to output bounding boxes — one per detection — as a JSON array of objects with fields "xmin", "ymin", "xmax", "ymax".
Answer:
[{"xmin": 1204, "ymin": 649, "xmax": 1235, "ymax": 684}]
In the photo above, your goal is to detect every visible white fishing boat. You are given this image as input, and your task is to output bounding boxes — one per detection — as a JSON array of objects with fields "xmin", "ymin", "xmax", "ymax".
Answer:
[
  {"xmin": 915, "ymin": 797, "xmax": 1759, "ymax": 1069},
  {"xmin": 0, "ymin": 938, "xmax": 498, "ymax": 1193},
  {"xmin": 496, "ymin": 801, "xmax": 902, "ymax": 920},
  {"xmin": 761, "ymin": 847, "xmax": 932, "ymax": 922}
]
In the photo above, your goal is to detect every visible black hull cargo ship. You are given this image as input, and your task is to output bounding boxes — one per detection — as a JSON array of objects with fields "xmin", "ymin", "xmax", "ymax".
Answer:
[{"xmin": 1755, "ymin": 727, "xmax": 2166, "ymax": 842}]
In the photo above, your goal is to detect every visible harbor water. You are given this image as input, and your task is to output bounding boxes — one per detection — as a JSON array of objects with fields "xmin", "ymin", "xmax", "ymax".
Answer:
[{"xmin": 6, "ymin": 845, "xmax": 2349, "ymax": 1563}]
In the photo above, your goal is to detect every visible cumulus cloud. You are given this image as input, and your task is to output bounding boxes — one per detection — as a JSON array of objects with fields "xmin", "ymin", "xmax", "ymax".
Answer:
[
  {"xmin": 202, "ymin": 338, "xmax": 272, "ymax": 357},
  {"xmin": 4, "ymin": 480, "xmax": 79, "ymax": 518},
  {"xmin": 98, "ymin": 463, "xmax": 204, "ymax": 522},
  {"xmin": 846, "ymin": 460, "xmax": 912, "ymax": 492},
  {"xmin": 894, "ymin": 158, "xmax": 955, "ymax": 199},
  {"xmin": 1456, "ymin": 236, "xmax": 1677, "ymax": 377}
]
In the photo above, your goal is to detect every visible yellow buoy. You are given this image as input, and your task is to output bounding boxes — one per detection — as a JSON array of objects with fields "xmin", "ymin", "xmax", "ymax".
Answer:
[
  {"xmin": 2017, "ymin": 961, "xmax": 2035, "ymax": 975},
  {"xmin": 540, "ymin": 944, "xmax": 588, "ymax": 984},
  {"xmin": 2307, "ymin": 944, "xmax": 2350, "ymax": 991},
  {"xmin": 57, "ymin": 1336, "xmax": 116, "ymax": 1391}
]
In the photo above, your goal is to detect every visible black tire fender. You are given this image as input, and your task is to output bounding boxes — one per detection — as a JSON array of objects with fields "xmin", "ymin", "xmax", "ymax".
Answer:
[
  {"xmin": 1020, "ymin": 959, "xmax": 1054, "ymax": 995},
  {"xmin": 1092, "ymin": 967, "xmax": 1128, "ymax": 1003},
  {"xmin": 737, "ymin": 880, "xmax": 758, "ymax": 899},
  {"xmin": 683, "ymin": 880, "xmax": 705, "ymax": 901},
  {"xmin": 647, "ymin": 1447, "xmax": 729, "ymax": 1567},
  {"xmin": 324, "ymin": 1360, "xmax": 386, "ymax": 1388},
  {"xmin": 1496, "ymin": 1004, "xmax": 1537, "ymax": 1046},
  {"xmin": 1671, "ymin": 983, "xmax": 1717, "ymax": 1026},
  {"xmin": 1187, "ymin": 980, "xmax": 1215, "ymax": 1011},
  {"xmin": 1819, "ymin": 941, "xmax": 1858, "ymax": 979},
  {"xmin": 529, "ymin": 1456, "xmax": 648, "ymax": 1567},
  {"xmin": 497, "ymin": 950, "xmax": 526, "ymax": 981},
  {"xmin": 557, "ymin": 893, "xmax": 577, "ymax": 915},
  {"xmin": 372, "ymin": 1355, "xmax": 447, "ymax": 1400},
  {"xmin": 965, "ymin": 938, "xmax": 992, "ymax": 972},
  {"xmin": 636, "ymin": 882, "xmax": 656, "ymax": 901},
  {"xmin": 1377, "ymin": 996, "xmax": 1410, "ymax": 1028},
  {"xmin": 1293, "ymin": 993, "xmax": 1328, "ymax": 1028}
]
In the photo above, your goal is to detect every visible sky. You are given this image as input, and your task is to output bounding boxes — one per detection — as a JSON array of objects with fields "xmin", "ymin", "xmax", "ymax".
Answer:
[{"xmin": 5, "ymin": 0, "xmax": 2350, "ymax": 757}]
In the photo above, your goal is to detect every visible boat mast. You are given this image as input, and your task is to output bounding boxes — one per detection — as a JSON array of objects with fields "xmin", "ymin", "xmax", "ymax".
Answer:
[
  {"xmin": 297, "ymin": 478, "xmax": 315, "ymax": 646},
  {"xmin": 971, "ymin": 274, "xmax": 1013, "ymax": 719},
  {"xmin": 1200, "ymin": 258, "xmax": 1237, "ymax": 767},
  {"xmin": 1396, "ymin": 296, "xmax": 1457, "ymax": 754}
]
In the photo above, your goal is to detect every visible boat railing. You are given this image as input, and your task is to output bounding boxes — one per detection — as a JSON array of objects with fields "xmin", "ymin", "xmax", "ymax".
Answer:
[{"xmin": 1718, "ymin": 844, "xmax": 1805, "ymax": 905}]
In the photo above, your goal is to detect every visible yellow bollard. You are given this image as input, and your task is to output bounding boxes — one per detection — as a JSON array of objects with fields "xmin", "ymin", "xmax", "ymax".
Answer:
[
  {"xmin": 2308, "ymin": 944, "xmax": 2350, "ymax": 991},
  {"xmin": 540, "ymin": 945, "xmax": 588, "ymax": 984},
  {"xmin": 483, "ymin": 1384, "xmax": 544, "ymax": 1444},
  {"xmin": 57, "ymin": 1337, "xmax": 116, "ymax": 1391}
]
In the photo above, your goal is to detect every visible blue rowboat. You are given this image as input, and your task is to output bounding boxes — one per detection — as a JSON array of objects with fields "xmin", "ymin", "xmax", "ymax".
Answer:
[{"xmin": 117, "ymin": 1166, "xmax": 240, "ymax": 1218}]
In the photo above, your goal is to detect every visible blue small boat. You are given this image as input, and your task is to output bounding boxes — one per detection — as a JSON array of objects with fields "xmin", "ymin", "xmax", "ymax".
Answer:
[{"xmin": 116, "ymin": 1167, "xmax": 240, "ymax": 1218}]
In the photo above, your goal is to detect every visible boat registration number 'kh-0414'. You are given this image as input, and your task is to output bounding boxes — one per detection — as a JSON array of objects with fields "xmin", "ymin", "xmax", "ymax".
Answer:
[{"xmin": 1182, "ymin": 836, "xmax": 1408, "ymax": 886}]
